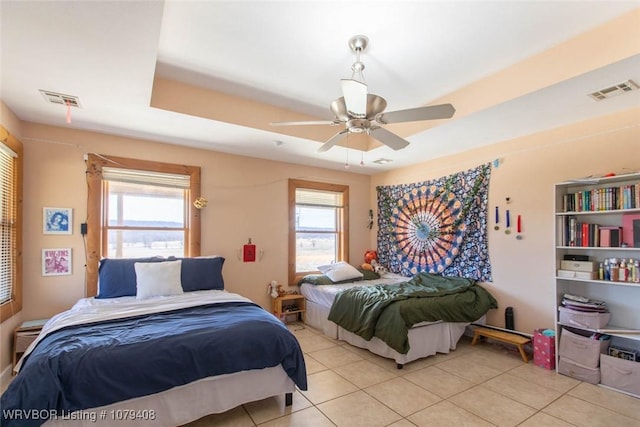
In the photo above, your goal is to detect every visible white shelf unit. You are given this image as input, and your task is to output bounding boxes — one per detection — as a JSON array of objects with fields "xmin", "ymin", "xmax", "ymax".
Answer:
[{"xmin": 554, "ymin": 173, "xmax": 640, "ymax": 397}]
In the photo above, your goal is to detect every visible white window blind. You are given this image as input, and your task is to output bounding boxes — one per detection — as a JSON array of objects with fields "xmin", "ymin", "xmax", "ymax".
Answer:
[
  {"xmin": 295, "ymin": 188, "xmax": 344, "ymax": 208},
  {"xmin": 102, "ymin": 167, "xmax": 190, "ymax": 188},
  {"xmin": 0, "ymin": 142, "xmax": 17, "ymax": 305}
]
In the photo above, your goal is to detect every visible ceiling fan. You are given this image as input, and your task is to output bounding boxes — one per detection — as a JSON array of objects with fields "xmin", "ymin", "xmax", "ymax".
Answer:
[{"xmin": 271, "ymin": 35, "xmax": 456, "ymax": 152}]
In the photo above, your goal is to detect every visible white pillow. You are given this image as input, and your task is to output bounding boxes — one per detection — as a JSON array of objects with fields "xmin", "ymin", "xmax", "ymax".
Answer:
[
  {"xmin": 317, "ymin": 261, "xmax": 363, "ymax": 283},
  {"xmin": 135, "ymin": 260, "xmax": 184, "ymax": 300}
]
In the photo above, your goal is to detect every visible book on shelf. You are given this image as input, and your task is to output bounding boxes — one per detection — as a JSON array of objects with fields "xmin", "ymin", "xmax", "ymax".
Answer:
[
  {"xmin": 562, "ymin": 182, "xmax": 639, "ymax": 212},
  {"xmin": 622, "ymin": 213, "xmax": 640, "ymax": 248},
  {"xmin": 599, "ymin": 226, "xmax": 622, "ymax": 248},
  {"xmin": 562, "ymin": 217, "xmax": 602, "ymax": 247}
]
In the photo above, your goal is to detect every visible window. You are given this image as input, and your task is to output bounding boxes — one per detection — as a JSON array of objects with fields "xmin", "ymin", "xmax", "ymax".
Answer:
[
  {"xmin": 86, "ymin": 154, "xmax": 201, "ymax": 296},
  {"xmin": 0, "ymin": 127, "xmax": 23, "ymax": 323},
  {"xmin": 102, "ymin": 168, "xmax": 190, "ymax": 258},
  {"xmin": 288, "ymin": 179, "xmax": 349, "ymax": 284}
]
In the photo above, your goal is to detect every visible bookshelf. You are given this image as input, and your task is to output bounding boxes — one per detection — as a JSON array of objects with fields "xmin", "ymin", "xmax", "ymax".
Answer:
[{"xmin": 554, "ymin": 172, "xmax": 640, "ymax": 397}]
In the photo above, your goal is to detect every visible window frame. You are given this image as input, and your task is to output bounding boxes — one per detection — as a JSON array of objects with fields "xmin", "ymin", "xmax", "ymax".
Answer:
[
  {"xmin": 0, "ymin": 126, "xmax": 23, "ymax": 323},
  {"xmin": 86, "ymin": 154, "xmax": 201, "ymax": 297},
  {"xmin": 288, "ymin": 179, "xmax": 349, "ymax": 285}
]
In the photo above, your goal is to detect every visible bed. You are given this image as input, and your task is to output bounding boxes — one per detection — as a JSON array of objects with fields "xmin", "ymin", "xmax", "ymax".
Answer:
[
  {"xmin": 300, "ymin": 262, "xmax": 497, "ymax": 367},
  {"xmin": 1, "ymin": 257, "xmax": 307, "ymax": 427}
]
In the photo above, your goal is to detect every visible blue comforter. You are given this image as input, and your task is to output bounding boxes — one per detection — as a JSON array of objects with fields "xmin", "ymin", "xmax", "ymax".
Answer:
[{"xmin": 0, "ymin": 301, "xmax": 307, "ymax": 427}]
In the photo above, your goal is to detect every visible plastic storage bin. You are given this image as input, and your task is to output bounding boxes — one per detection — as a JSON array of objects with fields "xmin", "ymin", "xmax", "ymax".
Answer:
[
  {"xmin": 600, "ymin": 354, "xmax": 640, "ymax": 396},
  {"xmin": 558, "ymin": 307, "xmax": 611, "ymax": 329},
  {"xmin": 558, "ymin": 328, "xmax": 610, "ymax": 368}
]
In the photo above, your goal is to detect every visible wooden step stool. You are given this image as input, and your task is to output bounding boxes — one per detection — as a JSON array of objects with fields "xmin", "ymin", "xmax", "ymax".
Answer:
[{"xmin": 471, "ymin": 326, "xmax": 531, "ymax": 363}]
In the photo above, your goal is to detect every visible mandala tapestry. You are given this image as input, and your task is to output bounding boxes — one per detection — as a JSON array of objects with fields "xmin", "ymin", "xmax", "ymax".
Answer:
[{"xmin": 376, "ymin": 163, "xmax": 492, "ymax": 282}]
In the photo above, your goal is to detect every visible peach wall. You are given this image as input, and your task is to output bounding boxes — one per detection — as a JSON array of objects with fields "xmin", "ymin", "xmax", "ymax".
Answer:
[{"xmin": 371, "ymin": 106, "xmax": 640, "ymax": 335}]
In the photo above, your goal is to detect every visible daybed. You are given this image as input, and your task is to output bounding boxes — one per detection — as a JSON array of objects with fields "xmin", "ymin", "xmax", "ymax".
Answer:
[
  {"xmin": 1, "ymin": 257, "xmax": 307, "ymax": 427},
  {"xmin": 299, "ymin": 263, "xmax": 497, "ymax": 367}
]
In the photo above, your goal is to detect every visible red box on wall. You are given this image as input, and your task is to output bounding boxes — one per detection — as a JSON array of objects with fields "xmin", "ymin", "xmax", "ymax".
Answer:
[{"xmin": 533, "ymin": 329, "xmax": 556, "ymax": 370}]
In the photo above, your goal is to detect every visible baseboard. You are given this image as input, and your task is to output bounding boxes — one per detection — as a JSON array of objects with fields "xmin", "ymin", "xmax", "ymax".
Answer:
[{"xmin": 0, "ymin": 364, "xmax": 13, "ymax": 394}]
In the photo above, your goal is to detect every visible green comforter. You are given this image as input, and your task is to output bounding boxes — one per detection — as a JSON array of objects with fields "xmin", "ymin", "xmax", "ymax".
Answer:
[{"xmin": 327, "ymin": 272, "xmax": 498, "ymax": 354}]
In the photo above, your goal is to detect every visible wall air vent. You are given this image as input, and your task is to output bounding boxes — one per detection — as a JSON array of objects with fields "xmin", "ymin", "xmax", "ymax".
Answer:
[
  {"xmin": 39, "ymin": 90, "xmax": 81, "ymax": 107},
  {"xmin": 588, "ymin": 79, "xmax": 638, "ymax": 101}
]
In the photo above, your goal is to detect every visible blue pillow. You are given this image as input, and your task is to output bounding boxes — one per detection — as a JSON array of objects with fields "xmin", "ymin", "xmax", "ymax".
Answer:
[
  {"xmin": 96, "ymin": 257, "xmax": 165, "ymax": 299},
  {"xmin": 170, "ymin": 257, "xmax": 225, "ymax": 291}
]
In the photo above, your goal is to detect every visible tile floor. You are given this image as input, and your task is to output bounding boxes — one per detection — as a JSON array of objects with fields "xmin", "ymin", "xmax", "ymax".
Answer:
[{"xmin": 185, "ymin": 322, "xmax": 640, "ymax": 427}]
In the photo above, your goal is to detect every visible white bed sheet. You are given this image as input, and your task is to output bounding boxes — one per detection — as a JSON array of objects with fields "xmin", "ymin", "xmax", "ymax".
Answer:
[{"xmin": 300, "ymin": 274, "xmax": 484, "ymax": 365}]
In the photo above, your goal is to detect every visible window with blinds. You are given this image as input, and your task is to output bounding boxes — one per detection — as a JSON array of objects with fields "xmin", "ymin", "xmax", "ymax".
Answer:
[
  {"xmin": 289, "ymin": 179, "xmax": 349, "ymax": 283},
  {"xmin": 0, "ymin": 143, "xmax": 17, "ymax": 305},
  {"xmin": 102, "ymin": 167, "xmax": 190, "ymax": 258}
]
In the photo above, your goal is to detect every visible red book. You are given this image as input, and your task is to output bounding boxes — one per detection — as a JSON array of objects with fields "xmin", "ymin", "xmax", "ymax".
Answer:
[{"xmin": 582, "ymin": 223, "xmax": 589, "ymax": 247}]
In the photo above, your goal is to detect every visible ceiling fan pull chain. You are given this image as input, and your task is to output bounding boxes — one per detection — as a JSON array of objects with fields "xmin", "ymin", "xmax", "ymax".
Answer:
[{"xmin": 344, "ymin": 134, "xmax": 350, "ymax": 169}]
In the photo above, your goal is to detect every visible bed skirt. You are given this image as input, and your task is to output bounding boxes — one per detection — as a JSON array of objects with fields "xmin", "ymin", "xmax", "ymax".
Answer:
[
  {"xmin": 305, "ymin": 298, "xmax": 485, "ymax": 365},
  {"xmin": 44, "ymin": 366, "xmax": 295, "ymax": 427}
]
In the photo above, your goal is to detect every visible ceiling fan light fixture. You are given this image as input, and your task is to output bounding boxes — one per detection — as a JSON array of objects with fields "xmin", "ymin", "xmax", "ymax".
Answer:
[{"xmin": 341, "ymin": 79, "xmax": 368, "ymax": 118}]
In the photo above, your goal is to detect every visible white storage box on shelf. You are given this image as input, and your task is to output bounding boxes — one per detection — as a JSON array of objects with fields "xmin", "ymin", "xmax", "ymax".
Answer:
[
  {"xmin": 556, "ymin": 270, "xmax": 596, "ymax": 280},
  {"xmin": 558, "ymin": 357, "xmax": 600, "ymax": 384},
  {"xmin": 558, "ymin": 328, "xmax": 610, "ymax": 368},
  {"xmin": 558, "ymin": 307, "xmax": 611, "ymax": 330},
  {"xmin": 600, "ymin": 354, "xmax": 640, "ymax": 396},
  {"xmin": 559, "ymin": 260, "xmax": 597, "ymax": 272}
]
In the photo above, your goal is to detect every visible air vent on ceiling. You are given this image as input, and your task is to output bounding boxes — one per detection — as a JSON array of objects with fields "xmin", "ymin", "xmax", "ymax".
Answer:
[
  {"xmin": 372, "ymin": 158, "xmax": 393, "ymax": 165},
  {"xmin": 39, "ymin": 90, "xmax": 81, "ymax": 107},
  {"xmin": 588, "ymin": 80, "xmax": 639, "ymax": 101}
]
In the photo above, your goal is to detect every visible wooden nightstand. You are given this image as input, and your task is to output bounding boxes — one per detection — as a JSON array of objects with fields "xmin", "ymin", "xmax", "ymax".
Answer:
[
  {"xmin": 272, "ymin": 294, "xmax": 306, "ymax": 323},
  {"xmin": 13, "ymin": 319, "xmax": 49, "ymax": 373}
]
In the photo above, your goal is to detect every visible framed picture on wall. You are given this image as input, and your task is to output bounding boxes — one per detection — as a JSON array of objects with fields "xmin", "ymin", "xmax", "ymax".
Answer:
[
  {"xmin": 42, "ymin": 248, "xmax": 72, "ymax": 276},
  {"xmin": 43, "ymin": 207, "xmax": 72, "ymax": 235}
]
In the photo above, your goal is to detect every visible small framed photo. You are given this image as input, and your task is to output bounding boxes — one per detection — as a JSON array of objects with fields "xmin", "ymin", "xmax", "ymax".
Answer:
[
  {"xmin": 42, "ymin": 248, "xmax": 72, "ymax": 276},
  {"xmin": 43, "ymin": 207, "xmax": 72, "ymax": 235}
]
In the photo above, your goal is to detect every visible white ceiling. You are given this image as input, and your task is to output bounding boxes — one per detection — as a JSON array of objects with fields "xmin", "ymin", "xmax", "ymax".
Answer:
[{"xmin": 2, "ymin": 1, "xmax": 639, "ymax": 174}]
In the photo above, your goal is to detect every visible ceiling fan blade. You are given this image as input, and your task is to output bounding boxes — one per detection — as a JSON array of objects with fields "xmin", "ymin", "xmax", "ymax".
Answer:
[
  {"xmin": 370, "ymin": 127, "xmax": 410, "ymax": 151},
  {"xmin": 376, "ymin": 103, "xmax": 455, "ymax": 124},
  {"xmin": 270, "ymin": 120, "xmax": 337, "ymax": 126},
  {"xmin": 341, "ymin": 79, "xmax": 367, "ymax": 118},
  {"xmin": 318, "ymin": 129, "xmax": 349, "ymax": 152}
]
